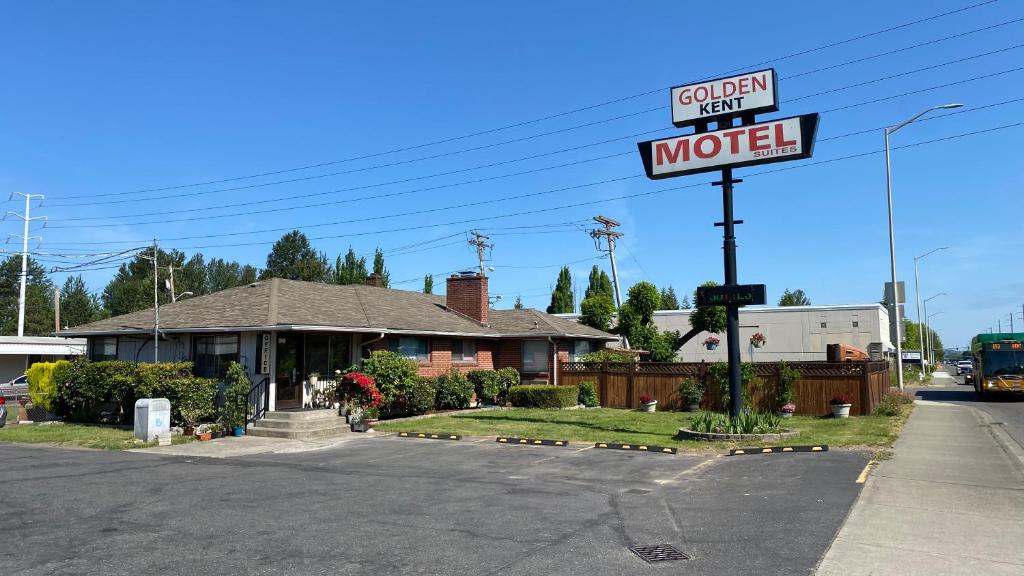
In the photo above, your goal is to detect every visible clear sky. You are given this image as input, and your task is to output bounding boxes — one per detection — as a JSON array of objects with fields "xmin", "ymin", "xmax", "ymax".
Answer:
[{"xmin": 1, "ymin": 0, "xmax": 1022, "ymax": 348}]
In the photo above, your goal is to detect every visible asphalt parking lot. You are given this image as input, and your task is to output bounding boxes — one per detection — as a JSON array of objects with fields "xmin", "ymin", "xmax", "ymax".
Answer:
[{"xmin": 0, "ymin": 435, "xmax": 867, "ymax": 576}]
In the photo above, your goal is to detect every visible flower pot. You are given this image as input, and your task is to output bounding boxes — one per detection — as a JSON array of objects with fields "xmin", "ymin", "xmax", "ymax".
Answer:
[
  {"xmin": 752, "ymin": 341, "xmax": 765, "ymax": 348},
  {"xmin": 640, "ymin": 401, "xmax": 657, "ymax": 413},
  {"xmin": 365, "ymin": 418, "xmax": 379, "ymax": 430},
  {"xmin": 232, "ymin": 426, "xmax": 244, "ymax": 437},
  {"xmin": 705, "ymin": 343, "xmax": 718, "ymax": 350},
  {"xmin": 778, "ymin": 411, "xmax": 793, "ymax": 418},
  {"xmin": 211, "ymin": 431, "xmax": 224, "ymax": 439},
  {"xmin": 684, "ymin": 403, "xmax": 700, "ymax": 412},
  {"xmin": 831, "ymin": 403, "xmax": 852, "ymax": 418},
  {"xmin": 183, "ymin": 426, "xmax": 195, "ymax": 436},
  {"xmin": 196, "ymin": 432, "xmax": 212, "ymax": 441}
]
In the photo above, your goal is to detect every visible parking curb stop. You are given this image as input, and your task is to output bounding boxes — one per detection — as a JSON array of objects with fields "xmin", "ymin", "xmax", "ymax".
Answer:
[
  {"xmin": 729, "ymin": 445, "xmax": 828, "ymax": 456},
  {"xmin": 397, "ymin": 432, "xmax": 461, "ymax": 441},
  {"xmin": 496, "ymin": 437, "xmax": 570, "ymax": 447},
  {"xmin": 594, "ymin": 442, "xmax": 678, "ymax": 454}
]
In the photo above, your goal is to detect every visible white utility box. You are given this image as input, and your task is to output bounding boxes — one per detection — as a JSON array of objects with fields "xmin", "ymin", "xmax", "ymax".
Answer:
[{"xmin": 134, "ymin": 398, "xmax": 171, "ymax": 442}]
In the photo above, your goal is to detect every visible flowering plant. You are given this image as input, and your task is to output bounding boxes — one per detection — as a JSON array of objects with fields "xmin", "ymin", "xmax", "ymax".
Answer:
[
  {"xmin": 338, "ymin": 372, "xmax": 382, "ymax": 408},
  {"xmin": 750, "ymin": 332, "xmax": 766, "ymax": 344},
  {"xmin": 830, "ymin": 394, "xmax": 851, "ymax": 405},
  {"xmin": 639, "ymin": 394, "xmax": 654, "ymax": 404},
  {"xmin": 780, "ymin": 403, "xmax": 796, "ymax": 414},
  {"xmin": 703, "ymin": 335, "xmax": 720, "ymax": 346}
]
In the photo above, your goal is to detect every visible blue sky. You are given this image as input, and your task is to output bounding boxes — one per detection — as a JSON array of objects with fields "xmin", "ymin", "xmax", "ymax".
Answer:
[{"xmin": 1, "ymin": 0, "xmax": 1022, "ymax": 348}]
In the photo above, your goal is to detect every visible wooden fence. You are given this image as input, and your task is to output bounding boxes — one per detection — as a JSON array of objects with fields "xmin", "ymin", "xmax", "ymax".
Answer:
[{"xmin": 559, "ymin": 361, "xmax": 891, "ymax": 416}]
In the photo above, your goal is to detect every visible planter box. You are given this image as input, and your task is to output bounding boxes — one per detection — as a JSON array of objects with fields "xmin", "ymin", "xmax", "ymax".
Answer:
[{"xmin": 677, "ymin": 428, "xmax": 800, "ymax": 442}]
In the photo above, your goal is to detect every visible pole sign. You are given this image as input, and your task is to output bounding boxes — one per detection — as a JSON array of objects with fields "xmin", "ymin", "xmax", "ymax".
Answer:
[
  {"xmin": 637, "ymin": 114, "xmax": 819, "ymax": 179},
  {"xmin": 671, "ymin": 69, "xmax": 778, "ymax": 127},
  {"xmin": 696, "ymin": 284, "xmax": 767, "ymax": 307}
]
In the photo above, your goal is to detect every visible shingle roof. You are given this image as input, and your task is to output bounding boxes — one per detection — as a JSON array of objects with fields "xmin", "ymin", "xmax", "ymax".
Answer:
[{"xmin": 61, "ymin": 278, "xmax": 616, "ymax": 340}]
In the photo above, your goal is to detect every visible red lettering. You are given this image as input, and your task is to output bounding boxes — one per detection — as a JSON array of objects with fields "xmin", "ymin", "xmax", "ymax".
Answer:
[
  {"xmin": 738, "ymin": 77, "xmax": 749, "ymax": 94},
  {"xmin": 748, "ymin": 126, "xmax": 770, "ymax": 151},
  {"xmin": 678, "ymin": 88, "xmax": 692, "ymax": 105},
  {"xmin": 694, "ymin": 86, "xmax": 708, "ymax": 102},
  {"xmin": 722, "ymin": 81, "xmax": 735, "ymax": 98},
  {"xmin": 752, "ymin": 73, "xmax": 767, "ymax": 92},
  {"xmin": 655, "ymin": 139, "xmax": 689, "ymax": 165},
  {"xmin": 721, "ymin": 129, "xmax": 745, "ymax": 154},
  {"xmin": 774, "ymin": 123, "xmax": 796, "ymax": 147},
  {"xmin": 694, "ymin": 135, "xmax": 721, "ymax": 159}
]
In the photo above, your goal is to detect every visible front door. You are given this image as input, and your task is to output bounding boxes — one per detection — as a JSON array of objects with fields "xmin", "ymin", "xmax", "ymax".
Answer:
[{"xmin": 275, "ymin": 333, "xmax": 303, "ymax": 408}]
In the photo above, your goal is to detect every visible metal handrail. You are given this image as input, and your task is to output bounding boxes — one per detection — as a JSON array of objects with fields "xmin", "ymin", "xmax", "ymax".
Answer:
[{"xmin": 245, "ymin": 376, "xmax": 270, "ymax": 427}]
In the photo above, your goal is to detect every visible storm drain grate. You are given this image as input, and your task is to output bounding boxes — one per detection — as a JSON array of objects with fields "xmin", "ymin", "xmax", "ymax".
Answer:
[{"xmin": 629, "ymin": 544, "xmax": 690, "ymax": 563}]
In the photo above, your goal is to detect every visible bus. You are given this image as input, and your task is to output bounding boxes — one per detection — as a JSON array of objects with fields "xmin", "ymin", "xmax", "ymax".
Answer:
[{"xmin": 970, "ymin": 333, "xmax": 1024, "ymax": 398}]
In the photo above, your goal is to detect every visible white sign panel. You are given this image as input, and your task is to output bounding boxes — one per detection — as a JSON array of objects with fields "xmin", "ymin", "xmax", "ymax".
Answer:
[
  {"xmin": 259, "ymin": 333, "xmax": 271, "ymax": 374},
  {"xmin": 671, "ymin": 69, "xmax": 778, "ymax": 127},
  {"xmin": 901, "ymin": 351, "xmax": 923, "ymax": 361},
  {"xmin": 637, "ymin": 114, "xmax": 819, "ymax": 179}
]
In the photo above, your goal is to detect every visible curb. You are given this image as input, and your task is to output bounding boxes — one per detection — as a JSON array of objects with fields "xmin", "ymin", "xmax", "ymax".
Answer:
[
  {"xmin": 396, "ymin": 432, "xmax": 462, "ymax": 441},
  {"xmin": 594, "ymin": 442, "xmax": 678, "ymax": 454},
  {"xmin": 729, "ymin": 445, "xmax": 828, "ymax": 456},
  {"xmin": 496, "ymin": 437, "xmax": 570, "ymax": 447},
  {"xmin": 677, "ymin": 428, "xmax": 800, "ymax": 442},
  {"xmin": 967, "ymin": 404, "xmax": 1024, "ymax": 478}
]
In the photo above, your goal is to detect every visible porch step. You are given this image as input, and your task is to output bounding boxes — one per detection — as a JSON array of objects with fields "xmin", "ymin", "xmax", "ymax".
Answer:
[
  {"xmin": 247, "ymin": 409, "xmax": 349, "ymax": 441},
  {"xmin": 255, "ymin": 417, "xmax": 346, "ymax": 431},
  {"xmin": 261, "ymin": 409, "xmax": 339, "ymax": 421}
]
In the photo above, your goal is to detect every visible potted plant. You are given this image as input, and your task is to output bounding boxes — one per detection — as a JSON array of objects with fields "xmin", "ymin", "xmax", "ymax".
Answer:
[
  {"xmin": 776, "ymin": 361, "xmax": 799, "ymax": 418},
  {"xmin": 703, "ymin": 335, "xmax": 720, "ymax": 350},
  {"xmin": 830, "ymin": 394, "xmax": 852, "ymax": 418},
  {"xmin": 363, "ymin": 406, "xmax": 380, "ymax": 430},
  {"xmin": 678, "ymin": 377, "xmax": 703, "ymax": 411},
  {"xmin": 308, "ymin": 371, "xmax": 320, "ymax": 386},
  {"xmin": 211, "ymin": 423, "xmax": 225, "ymax": 439},
  {"xmin": 779, "ymin": 403, "xmax": 796, "ymax": 418},
  {"xmin": 195, "ymin": 423, "xmax": 213, "ymax": 441},
  {"xmin": 639, "ymin": 394, "xmax": 657, "ymax": 413},
  {"xmin": 750, "ymin": 332, "xmax": 766, "ymax": 348}
]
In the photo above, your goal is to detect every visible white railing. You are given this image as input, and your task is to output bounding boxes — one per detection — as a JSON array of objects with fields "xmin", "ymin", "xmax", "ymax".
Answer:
[{"xmin": 304, "ymin": 377, "xmax": 339, "ymax": 408}]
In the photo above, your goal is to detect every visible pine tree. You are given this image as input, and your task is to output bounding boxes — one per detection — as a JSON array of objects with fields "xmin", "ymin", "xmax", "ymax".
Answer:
[
  {"xmin": 659, "ymin": 286, "xmax": 680, "ymax": 310},
  {"xmin": 423, "ymin": 274, "xmax": 434, "ymax": 294},
  {"xmin": 334, "ymin": 247, "xmax": 368, "ymax": 285},
  {"xmin": 680, "ymin": 293, "xmax": 692, "ymax": 309},
  {"xmin": 546, "ymin": 266, "xmax": 575, "ymax": 314},
  {"xmin": 372, "ymin": 248, "xmax": 390, "ymax": 288},
  {"xmin": 60, "ymin": 275, "xmax": 99, "ymax": 328},
  {"xmin": 514, "ymin": 295, "xmax": 524, "ymax": 310},
  {"xmin": 778, "ymin": 288, "xmax": 811, "ymax": 306}
]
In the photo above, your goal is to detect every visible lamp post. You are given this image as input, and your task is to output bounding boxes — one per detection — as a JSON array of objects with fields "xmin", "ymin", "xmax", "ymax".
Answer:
[
  {"xmin": 913, "ymin": 247, "xmax": 949, "ymax": 378},
  {"xmin": 923, "ymin": 292, "xmax": 946, "ymax": 372},
  {"xmin": 927, "ymin": 310, "xmax": 944, "ymax": 366},
  {"xmin": 885, "ymin": 103, "xmax": 961, "ymax": 390}
]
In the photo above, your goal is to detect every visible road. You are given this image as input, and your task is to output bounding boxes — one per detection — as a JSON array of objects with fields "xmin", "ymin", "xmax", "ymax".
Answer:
[
  {"xmin": 0, "ymin": 435, "xmax": 867, "ymax": 576},
  {"xmin": 914, "ymin": 366, "xmax": 1024, "ymax": 450}
]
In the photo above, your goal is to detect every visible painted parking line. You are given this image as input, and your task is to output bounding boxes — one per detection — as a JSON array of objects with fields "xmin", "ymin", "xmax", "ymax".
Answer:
[
  {"xmin": 729, "ymin": 445, "xmax": 829, "ymax": 456},
  {"xmin": 594, "ymin": 442, "xmax": 678, "ymax": 455},
  {"xmin": 495, "ymin": 437, "xmax": 571, "ymax": 447},
  {"xmin": 396, "ymin": 432, "xmax": 462, "ymax": 441}
]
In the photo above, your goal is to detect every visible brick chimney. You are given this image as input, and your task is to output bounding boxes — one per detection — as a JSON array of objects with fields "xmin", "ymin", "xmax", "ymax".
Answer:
[
  {"xmin": 365, "ymin": 273, "xmax": 383, "ymax": 288},
  {"xmin": 446, "ymin": 272, "xmax": 488, "ymax": 324}
]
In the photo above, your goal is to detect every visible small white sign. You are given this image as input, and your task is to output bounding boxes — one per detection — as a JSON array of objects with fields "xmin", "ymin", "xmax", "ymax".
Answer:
[
  {"xmin": 901, "ymin": 351, "xmax": 923, "ymax": 361},
  {"xmin": 671, "ymin": 69, "xmax": 778, "ymax": 127},
  {"xmin": 638, "ymin": 114, "xmax": 818, "ymax": 179},
  {"xmin": 260, "ymin": 334, "xmax": 271, "ymax": 374}
]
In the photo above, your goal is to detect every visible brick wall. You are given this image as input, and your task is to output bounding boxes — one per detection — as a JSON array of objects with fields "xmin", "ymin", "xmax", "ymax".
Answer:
[
  {"xmin": 416, "ymin": 338, "xmax": 496, "ymax": 378},
  {"xmin": 445, "ymin": 274, "xmax": 488, "ymax": 324}
]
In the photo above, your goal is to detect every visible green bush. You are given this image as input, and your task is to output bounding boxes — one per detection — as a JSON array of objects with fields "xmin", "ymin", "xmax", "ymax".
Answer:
[
  {"xmin": 577, "ymin": 381, "xmax": 599, "ymax": 407},
  {"xmin": 435, "ymin": 369, "xmax": 473, "ymax": 410},
  {"xmin": 777, "ymin": 361, "xmax": 800, "ymax": 406},
  {"xmin": 26, "ymin": 361, "xmax": 69, "ymax": 412},
  {"xmin": 678, "ymin": 377, "xmax": 704, "ymax": 407},
  {"xmin": 707, "ymin": 362, "xmax": 760, "ymax": 410},
  {"xmin": 508, "ymin": 384, "xmax": 579, "ymax": 408},
  {"xmin": 690, "ymin": 411, "xmax": 782, "ymax": 434},
  {"xmin": 874, "ymin": 390, "xmax": 915, "ymax": 416},
  {"xmin": 467, "ymin": 370, "xmax": 502, "ymax": 404},
  {"xmin": 176, "ymin": 377, "xmax": 218, "ymax": 427},
  {"xmin": 405, "ymin": 377, "xmax": 438, "ymax": 415},
  {"xmin": 495, "ymin": 367, "xmax": 520, "ymax": 403},
  {"xmin": 221, "ymin": 361, "xmax": 251, "ymax": 430},
  {"xmin": 362, "ymin": 350, "xmax": 419, "ymax": 407},
  {"xmin": 579, "ymin": 349, "xmax": 635, "ymax": 363}
]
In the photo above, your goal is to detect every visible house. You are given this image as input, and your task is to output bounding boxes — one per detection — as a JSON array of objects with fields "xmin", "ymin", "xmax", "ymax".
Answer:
[
  {"xmin": 59, "ymin": 273, "xmax": 616, "ymax": 411},
  {"xmin": 0, "ymin": 336, "xmax": 86, "ymax": 383}
]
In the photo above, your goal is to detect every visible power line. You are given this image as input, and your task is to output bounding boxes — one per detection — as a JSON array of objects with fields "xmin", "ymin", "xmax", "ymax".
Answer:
[{"xmin": 42, "ymin": 1, "xmax": 1005, "ymax": 204}]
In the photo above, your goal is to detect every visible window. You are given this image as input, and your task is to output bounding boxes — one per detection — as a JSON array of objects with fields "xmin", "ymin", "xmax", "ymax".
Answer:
[
  {"xmin": 820, "ymin": 322, "xmax": 827, "ymax": 328},
  {"xmin": 522, "ymin": 340, "xmax": 549, "ymax": 373},
  {"xmin": 89, "ymin": 337, "xmax": 117, "ymax": 361},
  {"xmin": 451, "ymin": 339, "xmax": 476, "ymax": 363},
  {"xmin": 388, "ymin": 337, "xmax": 429, "ymax": 362},
  {"xmin": 193, "ymin": 335, "xmax": 239, "ymax": 379},
  {"xmin": 852, "ymin": 321, "xmax": 859, "ymax": 328},
  {"xmin": 571, "ymin": 340, "xmax": 594, "ymax": 361}
]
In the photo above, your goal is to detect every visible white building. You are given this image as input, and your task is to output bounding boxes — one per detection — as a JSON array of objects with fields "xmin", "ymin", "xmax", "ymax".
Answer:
[
  {"xmin": 559, "ymin": 303, "xmax": 893, "ymax": 362},
  {"xmin": 0, "ymin": 336, "xmax": 86, "ymax": 382}
]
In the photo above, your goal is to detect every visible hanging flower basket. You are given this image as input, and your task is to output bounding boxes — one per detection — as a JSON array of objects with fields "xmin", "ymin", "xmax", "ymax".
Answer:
[
  {"xmin": 750, "ymin": 332, "xmax": 766, "ymax": 348},
  {"xmin": 703, "ymin": 335, "xmax": 720, "ymax": 350}
]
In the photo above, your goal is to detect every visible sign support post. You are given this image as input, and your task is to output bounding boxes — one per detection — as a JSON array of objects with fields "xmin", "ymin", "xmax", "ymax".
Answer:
[{"xmin": 714, "ymin": 165, "xmax": 743, "ymax": 417}]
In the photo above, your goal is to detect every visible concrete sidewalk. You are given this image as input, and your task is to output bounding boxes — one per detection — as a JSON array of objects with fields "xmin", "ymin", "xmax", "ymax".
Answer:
[
  {"xmin": 816, "ymin": 400, "xmax": 1024, "ymax": 575},
  {"xmin": 127, "ymin": 431, "xmax": 378, "ymax": 458}
]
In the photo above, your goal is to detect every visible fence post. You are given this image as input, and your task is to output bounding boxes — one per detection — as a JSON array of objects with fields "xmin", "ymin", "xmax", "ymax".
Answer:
[{"xmin": 859, "ymin": 360, "xmax": 871, "ymax": 416}]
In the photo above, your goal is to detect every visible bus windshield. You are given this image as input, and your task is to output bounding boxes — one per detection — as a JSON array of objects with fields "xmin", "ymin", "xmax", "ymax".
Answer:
[{"xmin": 984, "ymin": 351, "xmax": 1024, "ymax": 376}]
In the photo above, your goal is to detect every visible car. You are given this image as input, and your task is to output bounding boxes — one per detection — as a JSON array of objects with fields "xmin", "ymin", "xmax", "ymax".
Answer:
[
  {"xmin": 956, "ymin": 361, "xmax": 972, "ymax": 376},
  {"xmin": 4, "ymin": 374, "xmax": 27, "ymax": 387}
]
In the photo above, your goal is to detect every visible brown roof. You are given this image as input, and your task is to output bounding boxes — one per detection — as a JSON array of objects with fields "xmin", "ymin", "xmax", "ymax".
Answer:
[{"xmin": 61, "ymin": 278, "xmax": 616, "ymax": 340}]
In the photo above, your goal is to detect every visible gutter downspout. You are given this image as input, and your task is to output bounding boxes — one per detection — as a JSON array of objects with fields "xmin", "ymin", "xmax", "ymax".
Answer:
[
  {"xmin": 547, "ymin": 336, "xmax": 558, "ymax": 387},
  {"xmin": 360, "ymin": 332, "xmax": 386, "ymax": 354}
]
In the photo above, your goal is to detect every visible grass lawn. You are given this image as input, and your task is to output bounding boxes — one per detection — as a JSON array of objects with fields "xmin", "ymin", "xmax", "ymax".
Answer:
[
  {"xmin": 377, "ymin": 407, "xmax": 913, "ymax": 450},
  {"xmin": 0, "ymin": 423, "xmax": 194, "ymax": 450}
]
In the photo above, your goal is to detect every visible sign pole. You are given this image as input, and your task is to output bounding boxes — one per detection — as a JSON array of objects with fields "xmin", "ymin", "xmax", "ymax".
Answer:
[{"xmin": 715, "ymin": 165, "xmax": 743, "ymax": 418}]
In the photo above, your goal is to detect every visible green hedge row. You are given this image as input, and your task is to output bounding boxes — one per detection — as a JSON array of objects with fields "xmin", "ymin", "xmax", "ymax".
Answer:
[{"xmin": 508, "ymin": 384, "xmax": 579, "ymax": 408}]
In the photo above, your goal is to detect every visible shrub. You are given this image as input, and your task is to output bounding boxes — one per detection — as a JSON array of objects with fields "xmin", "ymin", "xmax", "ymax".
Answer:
[
  {"xmin": 338, "ymin": 372, "xmax": 382, "ymax": 409},
  {"xmin": 53, "ymin": 360, "xmax": 137, "ymax": 423},
  {"xmin": 175, "ymin": 377, "xmax": 218, "ymax": 428},
  {"xmin": 361, "ymin": 350, "xmax": 418, "ymax": 406},
  {"xmin": 495, "ymin": 367, "xmax": 520, "ymax": 403},
  {"xmin": 405, "ymin": 377, "xmax": 438, "ymax": 415},
  {"xmin": 579, "ymin": 349, "xmax": 635, "ymax": 363},
  {"xmin": 776, "ymin": 361, "xmax": 800, "ymax": 407},
  {"xmin": 467, "ymin": 370, "xmax": 502, "ymax": 405},
  {"xmin": 221, "ymin": 361, "xmax": 251, "ymax": 430},
  {"xmin": 678, "ymin": 377, "xmax": 704, "ymax": 407},
  {"xmin": 690, "ymin": 411, "xmax": 783, "ymax": 434},
  {"xmin": 26, "ymin": 361, "xmax": 69, "ymax": 412},
  {"xmin": 435, "ymin": 369, "xmax": 474, "ymax": 410},
  {"xmin": 577, "ymin": 381, "xmax": 599, "ymax": 407},
  {"xmin": 508, "ymin": 384, "xmax": 578, "ymax": 408},
  {"xmin": 707, "ymin": 362, "xmax": 759, "ymax": 410},
  {"xmin": 874, "ymin": 390, "xmax": 914, "ymax": 416}
]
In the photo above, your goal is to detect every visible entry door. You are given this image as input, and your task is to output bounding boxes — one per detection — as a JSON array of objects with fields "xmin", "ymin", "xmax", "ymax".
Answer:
[{"xmin": 275, "ymin": 334, "xmax": 303, "ymax": 408}]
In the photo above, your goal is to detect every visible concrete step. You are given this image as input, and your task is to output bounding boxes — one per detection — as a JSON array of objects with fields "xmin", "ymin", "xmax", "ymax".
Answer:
[
  {"xmin": 247, "ymin": 422, "xmax": 348, "ymax": 441},
  {"xmin": 262, "ymin": 409, "xmax": 339, "ymax": 421},
  {"xmin": 255, "ymin": 417, "xmax": 347, "ymax": 431}
]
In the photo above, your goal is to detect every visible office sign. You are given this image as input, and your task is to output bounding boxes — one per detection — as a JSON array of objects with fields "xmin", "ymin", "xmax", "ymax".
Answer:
[
  {"xmin": 696, "ymin": 284, "xmax": 766, "ymax": 307},
  {"xmin": 671, "ymin": 69, "xmax": 778, "ymax": 127},
  {"xmin": 637, "ymin": 114, "xmax": 818, "ymax": 180},
  {"xmin": 258, "ymin": 333, "xmax": 271, "ymax": 374}
]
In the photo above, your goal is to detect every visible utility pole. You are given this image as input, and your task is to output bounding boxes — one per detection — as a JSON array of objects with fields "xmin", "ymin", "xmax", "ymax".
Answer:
[
  {"xmin": 4, "ymin": 192, "xmax": 46, "ymax": 337},
  {"xmin": 467, "ymin": 230, "xmax": 493, "ymax": 276},
  {"xmin": 153, "ymin": 240, "xmax": 158, "ymax": 362},
  {"xmin": 54, "ymin": 287, "xmax": 60, "ymax": 333},
  {"xmin": 588, "ymin": 216, "xmax": 624, "ymax": 309},
  {"xmin": 168, "ymin": 264, "xmax": 177, "ymax": 303}
]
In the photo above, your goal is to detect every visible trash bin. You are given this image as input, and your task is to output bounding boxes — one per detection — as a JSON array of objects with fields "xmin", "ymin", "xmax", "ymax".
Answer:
[{"xmin": 134, "ymin": 398, "xmax": 171, "ymax": 442}]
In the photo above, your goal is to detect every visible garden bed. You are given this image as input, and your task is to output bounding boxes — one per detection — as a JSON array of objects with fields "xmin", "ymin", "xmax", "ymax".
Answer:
[{"xmin": 676, "ymin": 428, "xmax": 800, "ymax": 442}]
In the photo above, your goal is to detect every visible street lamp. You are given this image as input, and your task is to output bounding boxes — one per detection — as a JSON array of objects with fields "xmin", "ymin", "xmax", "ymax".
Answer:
[
  {"xmin": 927, "ymin": 311, "xmax": 944, "ymax": 366},
  {"xmin": 923, "ymin": 292, "xmax": 946, "ymax": 370},
  {"xmin": 913, "ymin": 246, "xmax": 949, "ymax": 378},
  {"xmin": 884, "ymin": 103, "xmax": 962, "ymax": 390}
]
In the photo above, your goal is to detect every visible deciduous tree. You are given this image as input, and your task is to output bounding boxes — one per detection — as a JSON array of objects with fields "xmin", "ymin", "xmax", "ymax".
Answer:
[
  {"xmin": 0, "ymin": 255, "xmax": 55, "ymax": 336},
  {"xmin": 778, "ymin": 288, "xmax": 811, "ymax": 306},
  {"xmin": 264, "ymin": 230, "xmax": 330, "ymax": 282}
]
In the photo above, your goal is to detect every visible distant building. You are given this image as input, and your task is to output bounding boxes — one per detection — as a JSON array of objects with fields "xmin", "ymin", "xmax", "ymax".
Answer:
[
  {"xmin": 558, "ymin": 303, "xmax": 893, "ymax": 362},
  {"xmin": 0, "ymin": 336, "xmax": 86, "ymax": 382}
]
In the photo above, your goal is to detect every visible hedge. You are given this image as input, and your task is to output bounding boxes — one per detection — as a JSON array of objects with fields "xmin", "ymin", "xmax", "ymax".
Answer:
[
  {"xmin": 26, "ymin": 361, "xmax": 70, "ymax": 412},
  {"xmin": 467, "ymin": 370, "xmax": 501, "ymax": 404},
  {"xmin": 508, "ymin": 385, "xmax": 579, "ymax": 409}
]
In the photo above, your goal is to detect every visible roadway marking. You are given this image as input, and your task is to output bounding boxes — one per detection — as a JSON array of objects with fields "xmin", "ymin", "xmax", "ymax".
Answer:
[
  {"xmin": 573, "ymin": 446, "xmax": 595, "ymax": 453},
  {"xmin": 655, "ymin": 455, "xmax": 723, "ymax": 485}
]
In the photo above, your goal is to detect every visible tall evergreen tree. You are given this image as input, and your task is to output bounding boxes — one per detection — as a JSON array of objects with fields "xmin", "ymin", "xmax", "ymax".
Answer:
[
  {"xmin": 659, "ymin": 286, "xmax": 680, "ymax": 310},
  {"xmin": 679, "ymin": 293, "xmax": 692, "ymax": 309},
  {"xmin": 60, "ymin": 275, "xmax": 99, "ymax": 329},
  {"xmin": 546, "ymin": 266, "xmax": 575, "ymax": 314},
  {"xmin": 334, "ymin": 247, "xmax": 368, "ymax": 285},
  {"xmin": 0, "ymin": 255, "xmax": 55, "ymax": 336},
  {"xmin": 423, "ymin": 274, "xmax": 434, "ymax": 294},
  {"xmin": 584, "ymin": 265, "xmax": 614, "ymax": 300},
  {"xmin": 102, "ymin": 248, "xmax": 186, "ymax": 316},
  {"xmin": 514, "ymin": 295, "xmax": 524, "ymax": 310},
  {"xmin": 372, "ymin": 248, "xmax": 390, "ymax": 288},
  {"xmin": 263, "ymin": 230, "xmax": 331, "ymax": 282}
]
